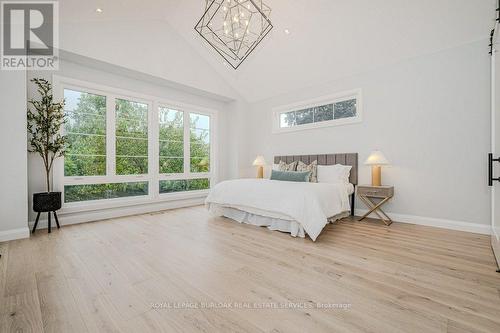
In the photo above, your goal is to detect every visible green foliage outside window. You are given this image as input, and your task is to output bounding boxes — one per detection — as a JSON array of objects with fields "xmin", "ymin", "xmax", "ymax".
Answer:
[
  {"xmin": 159, "ymin": 178, "xmax": 210, "ymax": 194},
  {"xmin": 190, "ymin": 113, "xmax": 210, "ymax": 173},
  {"xmin": 281, "ymin": 98, "xmax": 357, "ymax": 128},
  {"xmin": 116, "ymin": 99, "xmax": 148, "ymax": 175},
  {"xmin": 64, "ymin": 89, "xmax": 106, "ymax": 176},
  {"xmin": 159, "ymin": 107, "xmax": 184, "ymax": 174},
  {"xmin": 63, "ymin": 89, "xmax": 212, "ymax": 202},
  {"xmin": 65, "ymin": 182, "xmax": 148, "ymax": 203}
]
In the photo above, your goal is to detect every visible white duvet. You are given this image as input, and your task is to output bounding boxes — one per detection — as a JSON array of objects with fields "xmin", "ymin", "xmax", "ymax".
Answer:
[{"xmin": 205, "ymin": 179, "xmax": 352, "ymax": 241}]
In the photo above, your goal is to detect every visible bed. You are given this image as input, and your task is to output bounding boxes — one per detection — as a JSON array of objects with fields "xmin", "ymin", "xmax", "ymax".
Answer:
[{"xmin": 205, "ymin": 153, "xmax": 358, "ymax": 241}]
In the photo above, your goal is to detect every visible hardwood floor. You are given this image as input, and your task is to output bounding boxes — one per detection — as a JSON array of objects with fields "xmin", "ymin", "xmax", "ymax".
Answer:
[{"xmin": 1, "ymin": 206, "xmax": 499, "ymax": 332}]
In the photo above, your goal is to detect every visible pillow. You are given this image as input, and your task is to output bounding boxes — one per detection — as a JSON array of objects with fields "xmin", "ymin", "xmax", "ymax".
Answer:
[
  {"xmin": 296, "ymin": 160, "xmax": 318, "ymax": 182},
  {"xmin": 317, "ymin": 164, "xmax": 352, "ymax": 184},
  {"xmin": 278, "ymin": 160, "xmax": 298, "ymax": 171},
  {"xmin": 272, "ymin": 163, "xmax": 280, "ymax": 171},
  {"xmin": 270, "ymin": 170, "xmax": 311, "ymax": 182}
]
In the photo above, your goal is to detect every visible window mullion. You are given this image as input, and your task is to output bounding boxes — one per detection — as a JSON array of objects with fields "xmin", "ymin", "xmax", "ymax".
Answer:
[
  {"xmin": 184, "ymin": 111, "xmax": 190, "ymax": 177},
  {"xmin": 209, "ymin": 113, "xmax": 215, "ymax": 184},
  {"xmin": 151, "ymin": 101, "xmax": 159, "ymax": 198},
  {"xmin": 107, "ymin": 95, "xmax": 116, "ymax": 177}
]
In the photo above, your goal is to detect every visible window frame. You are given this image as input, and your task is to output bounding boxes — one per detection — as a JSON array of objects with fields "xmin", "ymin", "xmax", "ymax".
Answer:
[
  {"xmin": 272, "ymin": 89, "xmax": 362, "ymax": 134},
  {"xmin": 114, "ymin": 96, "xmax": 152, "ymax": 177},
  {"xmin": 156, "ymin": 100, "xmax": 215, "ymax": 199},
  {"xmin": 52, "ymin": 75, "xmax": 217, "ymax": 212}
]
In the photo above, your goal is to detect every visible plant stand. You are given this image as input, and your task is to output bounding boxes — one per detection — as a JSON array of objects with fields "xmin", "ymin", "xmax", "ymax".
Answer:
[
  {"xmin": 32, "ymin": 192, "xmax": 62, "ymax": 234},
  {"xmin": 32, "ymin": 211, "xmax": 60, "ymax": 234}
]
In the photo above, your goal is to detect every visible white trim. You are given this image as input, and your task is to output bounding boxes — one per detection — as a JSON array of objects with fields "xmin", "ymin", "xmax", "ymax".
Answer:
[
  {"xmin": 150, "ymin": 100, "xmax": 160, "ymax": 200},
  {"xmin": 158, "ymin": 173, "xmax": 211, "ymax": 181},
  {"xmin": 355, "ymin": 209, "xmax": 491, "ymax": 235},
  {"xmin": 491, "ymin": 24, "xmax": 500, "ymax": 246},
  {"xmin": 107, "ymin": 94, "xmax": 116, "ymax": 177},
  {"xmin": 183, "ymin": 109, "xmax": 190, "ymax": 176},
  {"xmin": 61, "ymin": 190, "xmax": 208, "ymax": 214},
  {"xmin": 29, "ymin": 196, "xmax": 207, "ymax": 230},
  {"xmin": 0, "ymin": 227, "xmax": 30, "ymax": 243},
  {"xmin": 272, "ymin": 89, "xmax": 363, "ymax": 134}
]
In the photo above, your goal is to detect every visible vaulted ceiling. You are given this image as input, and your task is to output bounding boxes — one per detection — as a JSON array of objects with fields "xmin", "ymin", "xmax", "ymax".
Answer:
[{"xmin": 60, "ymin": 0, "xmax": 495, "ymax": 103}]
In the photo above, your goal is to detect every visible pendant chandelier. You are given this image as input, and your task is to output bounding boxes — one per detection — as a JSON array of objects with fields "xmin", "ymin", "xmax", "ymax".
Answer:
[{"xmin": 195, "ymin": 0, "xmax": 273, "ymax": 69}]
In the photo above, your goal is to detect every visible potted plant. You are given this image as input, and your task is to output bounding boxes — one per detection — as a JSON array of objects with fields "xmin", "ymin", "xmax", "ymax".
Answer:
[{"xmin": 27, "ymin": 78, "xmax": 68, "ymax": 233}]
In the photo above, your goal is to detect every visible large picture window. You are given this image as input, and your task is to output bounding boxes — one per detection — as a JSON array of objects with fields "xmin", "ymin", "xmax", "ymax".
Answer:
[
  {"xmin": 159, "ymin": 107, "xmax": 184, "ymax": 174},
  {"xmin": 64, "ymin": 89, "xmax": 107, "ymax": 176},
  {"xmin": 56, "ymin": 77, "xmax": 215, "ymax": 206},
  {"xmin": 115, "ymin": 98, "xmax": 149, "ymax": 175},
  {"xmin": 190, "ymin": 113, "xmax": 210, "ymax": 173},
  {"xmin": 273, "ymin": 89, "xmax": 362, "ymax": 133},
  {"xmin": 157, "ymin": 109, "xmax": 211, "ymax": 195}
]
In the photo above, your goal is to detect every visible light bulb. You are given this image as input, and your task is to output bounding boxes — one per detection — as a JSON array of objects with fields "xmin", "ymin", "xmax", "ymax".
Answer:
[
  {"xmin": 235, "ymin": 33, "xmax": 239, "ymax": 38},
  {"xmin": 223, "ymin": 6, "xmax": 227, "ymax": 11},
  {"xmin": 245, "ymin": 20, "xmax": 248, "ymax": 26},
  {"xmin": 225, "ymin": 30, "xmax": 229, "ymax": 35},
  {"xmin": 223, "ymin": 21, "xmax": 227, "ymax": 26}
]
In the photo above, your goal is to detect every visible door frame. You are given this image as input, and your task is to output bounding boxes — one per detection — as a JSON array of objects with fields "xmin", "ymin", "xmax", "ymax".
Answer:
[{"xmin": 490, "ymin": 20, "xmax": 500, "ymax": 272}]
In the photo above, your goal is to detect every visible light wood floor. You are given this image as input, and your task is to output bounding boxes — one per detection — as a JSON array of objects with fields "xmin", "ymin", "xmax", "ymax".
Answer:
[{"xmin": 1, "ymin": 206, "xmax": 500, "ymax": 333}]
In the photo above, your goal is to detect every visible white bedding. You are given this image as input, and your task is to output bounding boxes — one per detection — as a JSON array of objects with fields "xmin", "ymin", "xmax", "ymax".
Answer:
[{"xmin": 205, "ymin": 179, "xmax": 353, "ymax": 241}]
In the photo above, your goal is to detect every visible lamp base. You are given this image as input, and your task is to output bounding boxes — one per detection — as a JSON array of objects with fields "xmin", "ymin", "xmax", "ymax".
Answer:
[
  {"xmin": 257, "ymin": 166, "xmax": 264, "ymax": 179},
  {"xmin": 371, "ymin": 165, "xmax": 381, "ymax": 186}
]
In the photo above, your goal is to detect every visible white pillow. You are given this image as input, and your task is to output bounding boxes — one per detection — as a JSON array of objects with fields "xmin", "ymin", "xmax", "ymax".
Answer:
[
  {"xmin": 272, "ymin": 163, "xmax": 280, "ymax": 171},
  {"xmin": 317, "ymin": 164, "xmax": 352, "ymax": 184}
]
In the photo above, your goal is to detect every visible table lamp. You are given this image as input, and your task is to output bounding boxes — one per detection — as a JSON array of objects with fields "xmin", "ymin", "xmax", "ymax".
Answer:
[
  {"xmin": 364, "ymin": 150, "xmax": 390, "ymax": 186},
  {"xmin": 252, "ymin": 155, "xmax": 266, "ymax": 178}
]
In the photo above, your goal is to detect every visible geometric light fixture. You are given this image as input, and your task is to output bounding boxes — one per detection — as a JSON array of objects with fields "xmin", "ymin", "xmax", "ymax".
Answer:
[{"xmin": 195, "ymin": 0, "xmax": 273, "ymax": 69}]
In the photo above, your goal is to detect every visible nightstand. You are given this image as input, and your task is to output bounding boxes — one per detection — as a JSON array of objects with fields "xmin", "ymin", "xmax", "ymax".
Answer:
[{"xmin": 357, "ymin": 185, "xmax": 394, "ymax": 225}]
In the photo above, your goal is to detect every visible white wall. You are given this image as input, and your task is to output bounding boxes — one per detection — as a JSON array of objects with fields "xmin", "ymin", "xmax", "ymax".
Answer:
[
  {"xmin": 222, "ymin": 99, "xmax": 251, "ymax": 179},
  {"xmin": 27, "ymin": 57, "xmax": 236, "ymax": 223},
  {"xmin": 15, "ymin": 37, "xmax": 494, "ymax": 236},
  {"xmin": 240, "ymin": 39, "xmax": 491, "ymax": 232},
  {"xmin": 59, "ymin": 19, "xmax": 240, "ymax": 100},
  {"xmin": 0, "ymin": 70, "xmax": 29, "ymax": 241}
]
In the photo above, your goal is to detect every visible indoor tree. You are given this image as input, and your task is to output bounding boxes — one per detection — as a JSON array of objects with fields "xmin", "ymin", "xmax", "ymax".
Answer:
[{"xmin": 27, "ymin": 78, "xmax": 68, "ymax": 192}]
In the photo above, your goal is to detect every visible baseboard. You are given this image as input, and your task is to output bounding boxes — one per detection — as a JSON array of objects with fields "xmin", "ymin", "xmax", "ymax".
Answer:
[
  {"xmin": 26, "ymin": 200, "xmax": 491, "ymax": 235},
  {"xmin": 0, "ymin": 227, "xmax": 30, "ymax": 242},
  {"xmin": 354, "ymin": 209, "xmax": 491, "ymax": 235},
  {"xmin": 29, "ymin": 197, "xmax": 206, "ymax": 230}
]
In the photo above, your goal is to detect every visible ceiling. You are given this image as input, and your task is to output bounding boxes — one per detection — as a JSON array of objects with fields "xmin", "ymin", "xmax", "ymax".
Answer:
[{"xmin": 59, "ymin": 0, "xmax": 496, "ymax": 103}]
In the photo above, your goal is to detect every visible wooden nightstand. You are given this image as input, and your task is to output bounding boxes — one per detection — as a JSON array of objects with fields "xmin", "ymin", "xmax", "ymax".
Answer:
[{"xmin": 357, "ymin": 185, "xmax": 394, "ymax": 225}]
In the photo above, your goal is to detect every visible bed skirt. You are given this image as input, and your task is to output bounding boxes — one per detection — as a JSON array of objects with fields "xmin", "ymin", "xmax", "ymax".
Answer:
[{"xmin": 208, "ymin": 204, "xmax": 350, "ymax": 239}]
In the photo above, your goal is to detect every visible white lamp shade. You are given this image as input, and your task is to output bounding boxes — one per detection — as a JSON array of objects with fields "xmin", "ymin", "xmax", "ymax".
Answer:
[
  {"xmin": 252, "ymin": 155, "xmax": 267, "ymax": 166},
  {"xmin": 364, "ymin": 150, "xmax": 390, "ymax": 165}
]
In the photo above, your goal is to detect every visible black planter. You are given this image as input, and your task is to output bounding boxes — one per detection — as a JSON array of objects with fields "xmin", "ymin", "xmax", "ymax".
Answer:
[
  {"xmin": 32, "ymin": 192, "xmax": 61, "ymax": 234},
  {"xmin": 33, "ymin": 192, "xmax": 61, "ymax": 212}
]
